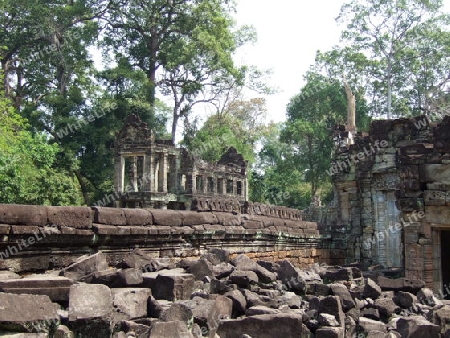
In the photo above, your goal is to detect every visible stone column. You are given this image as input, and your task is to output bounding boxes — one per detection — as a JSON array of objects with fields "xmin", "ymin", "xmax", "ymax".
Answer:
[
  {"xmin": 141, "ymin": 153, "xmax": 152, "ymax": 191},
  {"xmin": 192, "ymin": 172, "xmax": 197, "ymax": 194},
  {"xmin": 244, "ymin": 177, "xmax": 249, "ymax": 201},
  {"xmin": 212, "ymin": 177, "xmax": 217, "ymax": 195},
  {"xmin": 149, "ymin": 153, "xmax": 155, "ymax": 192},
  {"xmin": 114, "ymin": 155, "xmax": 125, "ymax": 194},
  {"xmin": 222, "ymin": 178, "xmax": 227, "ymax": 196},
  {"xmin": 162, "ymin": 152, "xmax": 168, "ymax": 193},
  {"xmin": 131, "ymin": 156, "xmax": 138, "ymax": 192},
  {"xmin": 154, "ymin": 156, "xmax": 160, "ymax": 192},
  {"xmin": 202, "ymin": 176, "xmax": 207, "ymax": 194}
]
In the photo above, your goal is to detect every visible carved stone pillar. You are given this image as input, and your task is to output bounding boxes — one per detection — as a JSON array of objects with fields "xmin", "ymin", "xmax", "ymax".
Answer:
[
  {"xmin": 149, "ymin": 154, "xmax": 155, "ymax": 193},
  {"xmin": 131, "ymin": 156, "xmax": 138, "ymax": 192},
  {"xmin": 114, "ymin": 155, "xmax": 125, "ymax": 194},
  {"xmin": 162, "ymin": 153, "xmax": 168, "ymax": 193},
  {"xmin": 141, "ymin": 154, "xmax": 152, "ymax": 191},
  {"xmin": 192, "ymin": 172, "xmax": 197, "ymax": 194}
]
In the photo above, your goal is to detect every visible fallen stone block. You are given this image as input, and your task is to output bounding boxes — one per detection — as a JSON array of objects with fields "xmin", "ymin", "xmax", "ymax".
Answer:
[
  {"xmin": 212, "ymin": 262, "xmax": 234, "ymax": 279},
  {"xmin": 187, "ymin": 258, "xmax": 214, "ymax": 280},
  {"xmin": 216, "ymin": 313, "xmax": 304, "ymax": 338},
  {"xmin": 376, "ymin": 276, "xmax": 425, "ymax": 294},
  {"xmin": 305, "ymin": 282, "xmax": 330, "ymax": 296},
  {"xmin": 418, "ymin": 288, "xmax": 443, "ymax": 307},
  {"xmin": 318, "ymin": 313, "xmax": 340, "ymax": 327},
  {"xmin": 229, "ymin": 270, "xmax": 258, "ymax": 288},
  {"xmin": 432, "ymin": 305, "xmax": 450, "ymax": 335},
  {"xmin": 114, "ymin": 268, "xmax": 143, "ymax": 287},
  {"xmin": 396, "ymin": 315, "xmax": 440, "ymax": 338},
  {"xmin": 54, "ymin": 325, "xmax": 74, "ymax": 338},
  {"xmin": 161, "ymin": 302, "xmax": 193, "ymax": 324},
  {"xmin": 68, "ymin": 284, "xmax": 113, "ymax": 337},
  {"xmin": 0, "ymin": 292, "xmax": 59, "ymax": 333},
  {"xmin": 152, "ymin": 269, "xmax": 195, "ymax": 301},
  {"xmin": 0, "ymin": 275, "xmax": 73, "ymax": 302},
  {"xmin": 224, "ymin": 289, "xmax": 247, "ymax": 318},
  {"xmin": 329, "ymin": 283, "xmax": 355, "ymax": 311},
  {"xmin": 363, "ymin": 278, "xmax": 382, "ymax": 300},
  {"xmin": 324, "ymin": 267, "xmax": 354, "ymax": 282},
  {"xmin": 241, "ymin": 289, "xmax": 265, "ymax": 308},
  {"xmin": 393, "ymin": 291, "xmax": 417, "ymax": 309},
  {"xmin": 245, "ymin": 305, "xmax": 280, "ymax": 316},
  {"xmin": 277, "ymin": 260, "xmax": 306, "ymax": 293},
  {"xmin": 276, "ymin": 291, "xmax": 301, "ymax": 309},
  {"xmin": 231, "ymin": 254, "xmax": 276, "ymax": 284},
  {"xmin": 319, "ymin": 296, "xmax": 345, "ymax": 327},
  {"xmin": 111, "ymin": 288, "xmax": 151, "ymax": 320},
  {"xmin": 61, "ymin": 252, "xmax": 109, "ymax": 283},
  {"xmin": 114, "ymin": 320, "xmax": 151, "ymax": 338},
  {"xmin": 362, "ymin": 307, "xmax": 380, "ymax": 321},
  {"xmin": 91, "ymin": 268, "xmax": 119, "ymax": 286},
  {"xmin": 122, "ymin": 249, "xmax": 173, "ymax": 271},
  {"xmin": 147, "ymin": 296, "xmax": 172, "ymax": 318},
  {"xmin": 374, "ymin": 297, "xmax": 400, "ymax": 321},
  {"xmin": 68, "ymin": 284, "xmax": 113, "ymax": 321},
  {"xmin": 148, "ymin": 320, "xmax": 194, "ymax": 338},
  {"xmin": 315, "ymin": 326, "xmax": 344, "ymax": 338},
  {"xmin": 357, "ymin": 317, "xmax": 387, "ymax": 334}
]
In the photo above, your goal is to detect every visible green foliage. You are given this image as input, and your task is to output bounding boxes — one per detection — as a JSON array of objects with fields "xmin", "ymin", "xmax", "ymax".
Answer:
[
  {"xmin": 251, "ymin": 123, "xmax": 314, "ymax": 209},
  {"xmin": 283, "ymin": 73, "xmax": 370, "ymax": 197},
  {"xmin": 252, "ymin": 73, "xmax": 370, "ymax": 208},
  {"xmin": 103, "ymin": 0, "xmax": 250, "ymax": 141},
  {"xmin": 317, "ymin": 0, "xmax": 450, "ymax": 118},
  {"xmin": 0, "ymin": 90, "xmax": 82, "ymax": 205},
  {"xmin": 183, "ymin": 98, "xmax": 267, "ymax": 164}
]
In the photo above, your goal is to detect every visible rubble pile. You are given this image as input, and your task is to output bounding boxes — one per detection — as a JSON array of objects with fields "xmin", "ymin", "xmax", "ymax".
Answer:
[{"xmin": 0, "ymin": 249, "xmax": 448, "ymax": 338}]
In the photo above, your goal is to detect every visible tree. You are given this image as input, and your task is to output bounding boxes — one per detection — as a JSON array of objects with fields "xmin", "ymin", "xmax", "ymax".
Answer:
[
  {"xmin": 182, "ymin": 97, "xmax": 268, "ymax": 164},
  {"xmin": 0, "ymin": 68, "xmax": 82, "ymax": 205},
  {"xmin": 1, "ymin": 0, "xmax": 109, "ymax": 204},
  {"xmin": 280, "ymin": 72, "xmax": 370, "ymax": 199},
  {"xmin": 251, "ymin": 122, "xmax": 313, "ymax": 208},
  {"xmin": 318, "ymin": 0, "xmax": 450, "ymax": 118},
  {"xmin": 102, "ymin": 0, "xmax": 252, "ymax": 142}
]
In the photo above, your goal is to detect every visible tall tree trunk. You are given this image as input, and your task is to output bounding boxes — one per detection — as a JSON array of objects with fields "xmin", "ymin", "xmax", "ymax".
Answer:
[
  {"xmin": 344, "ymin": 81, "xmax": 356, "ymax": 130},
  {"xmin": 387, "ymin": 59, "xmax": 393, "ymax": 119},
  {"xmin": 74, "ymin": 170, "xmax": 90, "ymax": 205},
  {"xmin": 171, "ymin": 109, "xmax": 179, "ymax": 144}
]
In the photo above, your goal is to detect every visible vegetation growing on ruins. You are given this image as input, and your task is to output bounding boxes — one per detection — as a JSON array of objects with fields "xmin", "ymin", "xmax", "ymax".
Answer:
[{"xmin": 0, "ymin": 0, "xmax": 449, "ymax": 208}]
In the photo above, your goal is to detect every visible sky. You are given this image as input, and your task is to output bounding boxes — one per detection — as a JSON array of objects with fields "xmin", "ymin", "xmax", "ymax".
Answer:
[{"xmin": 233, "ymin": 0, "xmax": 347, "ymax": 123}]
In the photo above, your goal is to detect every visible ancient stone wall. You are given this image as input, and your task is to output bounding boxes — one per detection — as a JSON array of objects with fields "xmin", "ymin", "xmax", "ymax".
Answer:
[
  {"xmin": 0, "ymin": 203, "xmax": 336, "ymax": 274},
  {"xmin": 323, "ymin": 115, "xmax": 450, "ymax": 291}
]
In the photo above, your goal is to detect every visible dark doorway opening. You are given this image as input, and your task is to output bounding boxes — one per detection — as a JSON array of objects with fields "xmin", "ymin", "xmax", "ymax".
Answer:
[{"xmin": 441, "ymin": 230, "xmax": 450, "ymax": 299}]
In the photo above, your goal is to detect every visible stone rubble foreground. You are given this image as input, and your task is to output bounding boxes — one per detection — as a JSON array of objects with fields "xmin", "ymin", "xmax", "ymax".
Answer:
[{"xmin": 0, "ymin": 249, "xmax": 447, "ymax": 338}]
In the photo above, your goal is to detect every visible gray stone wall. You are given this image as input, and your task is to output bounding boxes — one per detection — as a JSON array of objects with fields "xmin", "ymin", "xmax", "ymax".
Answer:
[{"xmin": 0, "ymin": 204, "xmax": 334, "ymax": 273}]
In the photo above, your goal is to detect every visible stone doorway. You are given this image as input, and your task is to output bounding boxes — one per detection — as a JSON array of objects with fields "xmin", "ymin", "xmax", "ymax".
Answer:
[{"xmin": 441, "ymin": 230, "xmax": 450, "ymax": 299}]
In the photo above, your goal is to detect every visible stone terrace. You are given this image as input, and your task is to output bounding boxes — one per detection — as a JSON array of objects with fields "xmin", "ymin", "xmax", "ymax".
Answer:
[{"xmin": 0, "ymin": 202, "xmax": 336, "ymax": 274}]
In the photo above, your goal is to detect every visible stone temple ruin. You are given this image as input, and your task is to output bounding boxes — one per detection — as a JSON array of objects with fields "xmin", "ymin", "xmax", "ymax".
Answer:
[
  {"xmin": 114, "ymin": 114, "xmax": 248, "ymax": 209},
  {"xmin": 304, "ymin": 114, "xmax": 450, "ymax": 296},
  {"xmin": 2, "ymin": 113, "xmax": 450, "ymax": 336}
]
